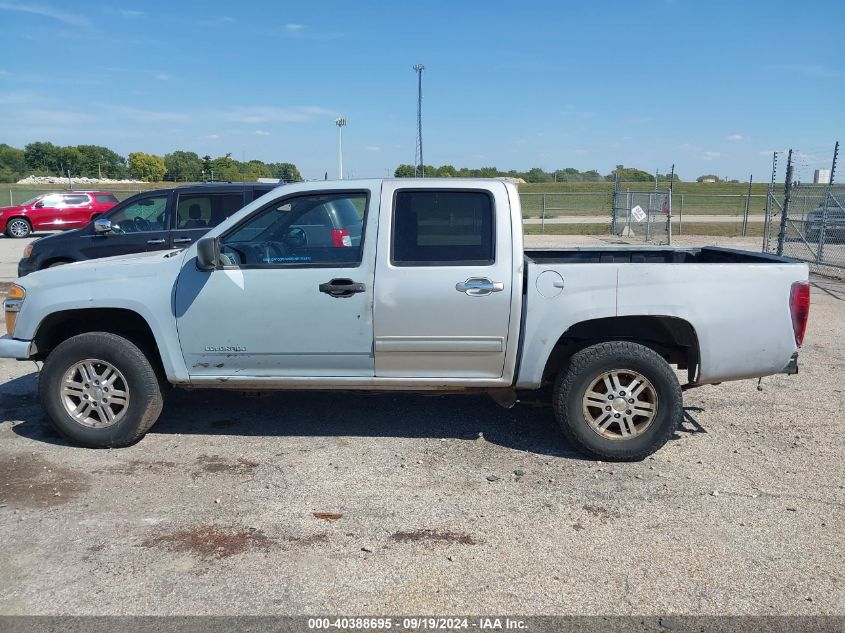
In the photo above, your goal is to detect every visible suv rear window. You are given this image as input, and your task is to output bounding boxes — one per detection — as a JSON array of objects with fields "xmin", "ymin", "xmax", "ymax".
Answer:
[
  {"xmin": 391, "ymin": 190, "xmax": 495, "ymax": 266},
  {"xmin": 94, "ymin": 194, "xmax": 118, "ymax": 203}
]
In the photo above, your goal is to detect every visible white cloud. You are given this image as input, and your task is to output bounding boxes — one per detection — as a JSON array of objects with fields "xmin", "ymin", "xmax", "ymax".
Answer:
[
  {"xmin": 0, "ymin": 1, "xmax": 89, "ymax": 26},
  {"xmin": 365, "ymin": 146, "xmax": 381, "ymax": 151},
  {"xmin": 205, "ymin": 134, "xmax": 220, "ymax": 140},
  {"xmin": 254, "ymin": 129, "xmax": 270, "ymax": 136},
  {"xmin": 118, "ymin": 8, "xmax": 144, "ymax": 17},
  {"xmin": 153, "ymin": 72, "xmax": 171, "ymax": 81},
  {"xmin": 110, "ymin": 106, "xmax": 189, "ymax": 122},
  {"xmin": 285, "ymin": 23, "xmax": 305, "ymax": 32},
  {"xmin": 0, "ymin": 69, "xmax": 9, "ymax": 75},
  {"xmin": 219, "ymin": 105, "xmax": 334, "ymax": 124},
  {"xmin": 727, "ymin": 134, "xmax": 745, "ymax": 141},
  {"xmin": 700, "ymin": 151, "xmax": 721, "ymax": 161}
]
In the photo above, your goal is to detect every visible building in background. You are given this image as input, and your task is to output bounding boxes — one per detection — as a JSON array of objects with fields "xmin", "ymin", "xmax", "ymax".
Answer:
[{"xmin": 814, "ymin": 168, "xmax": 831, "ymax": 184}]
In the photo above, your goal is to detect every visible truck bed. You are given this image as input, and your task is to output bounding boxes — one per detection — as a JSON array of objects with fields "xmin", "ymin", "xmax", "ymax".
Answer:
[{"xmin": 525, "ymin": 246, "xmax": 791, "ymax": 265}]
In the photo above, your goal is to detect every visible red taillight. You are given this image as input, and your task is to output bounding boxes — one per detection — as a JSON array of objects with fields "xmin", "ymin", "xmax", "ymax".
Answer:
[
  {"xmin": 789, "ymin": 281, "xmax": 810, "ymax": 347},
  {"xmin": 331, "ymin": 228, "xmax": 351, "ymax": 247}
]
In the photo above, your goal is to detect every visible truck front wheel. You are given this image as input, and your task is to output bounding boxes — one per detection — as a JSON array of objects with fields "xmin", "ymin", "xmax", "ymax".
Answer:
[
  {"xmin": 39, "ymin": 332, "xmax": 164, "ymax": 448},
  {"xmin": 553, "ymin": 341, "xmax": 683, "ymax": 461}
]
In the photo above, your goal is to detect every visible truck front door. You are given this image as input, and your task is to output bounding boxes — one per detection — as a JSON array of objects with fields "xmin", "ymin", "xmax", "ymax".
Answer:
[
  {"xmin": 374, "ymin": 183, "xmax": 514, "ymax": 379},
  {"xmin": 174, "ymin": 188, "xmax": 377, "ymax": 378}
]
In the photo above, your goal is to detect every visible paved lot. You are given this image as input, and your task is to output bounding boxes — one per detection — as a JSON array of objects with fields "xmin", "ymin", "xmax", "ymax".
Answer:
[{"xmin": 0, "ymin": 234, "xmax": 842, "ymax": 615}]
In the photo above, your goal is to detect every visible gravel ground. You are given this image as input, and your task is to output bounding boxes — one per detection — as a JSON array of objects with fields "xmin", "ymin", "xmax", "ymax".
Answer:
[{"xmin": 0, "ymin": 234, "xmax": 842, "ymax": 616}]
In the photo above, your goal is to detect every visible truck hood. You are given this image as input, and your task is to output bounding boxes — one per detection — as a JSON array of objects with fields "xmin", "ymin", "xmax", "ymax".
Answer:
[
  {"xmin": 16, "ymin": 248, "xmax": 188, "ymax": 291},
  {"xmin": 0, "ymin": 205, "xmax": 26, "ymax": 214}
]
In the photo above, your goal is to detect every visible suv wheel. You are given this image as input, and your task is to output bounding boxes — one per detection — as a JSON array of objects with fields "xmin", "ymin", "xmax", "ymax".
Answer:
[
  {"xmin": 39, "ymin": 332, "xmax": 164, "ymax": 448},
  {"xmin": 6, "ymin": 218, "xmax": 32, "ymax": 238},
  {"xmin": 553, "ymin": 341, "xmax": 683, "ymax": 461}
]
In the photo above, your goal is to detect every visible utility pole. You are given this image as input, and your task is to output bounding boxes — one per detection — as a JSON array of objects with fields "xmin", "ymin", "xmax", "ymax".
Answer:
[
  {"xmin": 776, "ymin": 149, "xmax": 794, "ymax": 257},
  {"xmin": 667, "ymin": 164, "xmax": 674, "ymax": 245},
  {"xmin": 335, "ymin": 118, "xmax": 347, "ymax": 179},
  {"xmin": 413, "ymin": 64, "xmax": 425, "ymax": 177}
]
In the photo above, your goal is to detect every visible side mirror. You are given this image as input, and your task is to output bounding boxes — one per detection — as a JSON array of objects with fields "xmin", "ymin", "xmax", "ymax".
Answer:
[
  {"xmin": 34, "ymin": 202, "xmax": 44, "ymax": 209},
  {"xmin": 196, "ymin": 237, "xmax": 219, "ymax": 271},
  {"xmin": 93, "ymin": 218, "xmax": 112, "ymax": 233}
]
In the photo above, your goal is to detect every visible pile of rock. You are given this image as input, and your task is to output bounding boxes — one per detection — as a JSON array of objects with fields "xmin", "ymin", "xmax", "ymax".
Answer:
[{"xmin": 17, "ymin": 175, "xmax": 146, "ymax": 185}]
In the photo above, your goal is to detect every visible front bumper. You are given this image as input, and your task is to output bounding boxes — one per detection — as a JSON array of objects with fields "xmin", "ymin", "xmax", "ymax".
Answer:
[{"xmin": 0, "ymin": 335, "xmax": 34, "ymax": 360}]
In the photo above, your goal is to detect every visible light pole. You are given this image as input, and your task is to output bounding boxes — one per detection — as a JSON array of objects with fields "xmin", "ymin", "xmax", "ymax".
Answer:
[
  {"xmin": 335, "ymin": 117, "xmax": 347, "ymax": 179},
  {"xmin": 413, "ymin": 64, "xmax": 425, "ymax": 177}
]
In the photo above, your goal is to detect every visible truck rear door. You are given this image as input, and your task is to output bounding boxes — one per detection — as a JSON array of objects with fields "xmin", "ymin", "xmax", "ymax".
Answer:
[{"xmin": 374, "ymin": 182, "xmax": 514, "ymax": 379}]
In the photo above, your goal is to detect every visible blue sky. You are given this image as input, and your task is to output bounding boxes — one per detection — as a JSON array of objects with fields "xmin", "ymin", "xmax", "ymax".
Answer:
[{"xmin": 0, "ymin": 0, "xmax": 843, "ymax": 181}]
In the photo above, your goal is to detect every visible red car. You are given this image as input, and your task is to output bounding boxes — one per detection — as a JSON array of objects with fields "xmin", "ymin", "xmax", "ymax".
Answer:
[{"xmin": 0, "ymin": 191, "xmax": 119, "ymax": 238}]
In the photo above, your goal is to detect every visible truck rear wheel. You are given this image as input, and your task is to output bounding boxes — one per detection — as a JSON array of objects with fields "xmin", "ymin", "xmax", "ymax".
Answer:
[
  {"xmin": 553, "ymin": 341, "xmax": 682, "ymax": 461},
  {"xmin": 39, "ymin": 332, "xmax": 164, "ymax": 448}
]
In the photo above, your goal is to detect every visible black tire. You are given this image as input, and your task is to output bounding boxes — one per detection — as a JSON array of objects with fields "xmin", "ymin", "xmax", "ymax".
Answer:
[
  {"xmin": 6, "ymin": 218, "xmax": 32, "ymax": 238},
  {"xmin": 39, "ymin": 332, "xmax": 164, "ymax": 448},
  {"xmin": 553, "ymin": 341, "xmax": 683, "ymax": 461}
]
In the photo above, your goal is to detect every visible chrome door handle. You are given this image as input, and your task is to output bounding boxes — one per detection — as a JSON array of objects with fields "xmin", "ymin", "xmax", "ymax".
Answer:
[
  {"xmin": 173, "ymin": 237, "xmax": 192, "ymax": 244},
  {"xmin": 455, "ymin": 277, "xmax": 505, "ymax": 296},
  {"xmin": 146, "ymin": 239, "xmax": 166, "ymax": 245}
]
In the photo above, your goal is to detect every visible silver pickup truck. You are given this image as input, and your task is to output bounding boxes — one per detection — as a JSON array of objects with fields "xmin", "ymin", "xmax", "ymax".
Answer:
[{"xmin": 0, "ymin": 179, "xmax": 810, "ymax": 461}]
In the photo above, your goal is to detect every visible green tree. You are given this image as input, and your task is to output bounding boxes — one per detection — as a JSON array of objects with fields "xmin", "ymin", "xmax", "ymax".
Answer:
[
  {"xmin": 24, "ymin": 141, "xmax": 62, "ymax": 174},
  {"xmin": 0, "ymin": 144, "xmax": 26, "ymax": 182},
  {"xmin": 128, "ymin": 151, "xmax": 167, "ymax": 182},
  {"xmin": 75, "ymin": 145, "xmax": 126, "ymax": 178},
  {"xmin": 163, "ymin": 151, "xmax": 203, "ymax": 181},
  {"xmin": 526, "ymin": 167, "xmax": 551, "ymax": 183},
  {"xmin": 268, "ymin": 162, "xmax": 302, "ymax": 181},
  {"xmin": 394, "ymin": 164, "xmax": 415, "ymax": 178},
  {"xmin": 435, "ymin": 164, "xmax": 457, "ymax": 177},
  {"xmin": 607, "ymin": 165, "xmax": 655, "ymax": 182}
]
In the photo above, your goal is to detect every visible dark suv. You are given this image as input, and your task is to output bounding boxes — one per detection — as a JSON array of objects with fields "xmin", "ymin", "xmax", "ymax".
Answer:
[{"xmin": 18, "ymin": 183, "xmax": 279, "ymax": 276}]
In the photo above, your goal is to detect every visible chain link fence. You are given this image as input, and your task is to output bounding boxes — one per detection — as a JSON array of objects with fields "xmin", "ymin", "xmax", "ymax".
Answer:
[
  {"xmin": 762, "ymin": 143, "xmax": 842, "ymax": 275},
  {"xmin": 611, "ymin": 189, "xmax": 672, "ymax": 243},
  {"xmin": 766, "ymin": 186, "xmax": 845, "ymax": 270},
  {"xmin": 3, "ymin": 184, "xmax": 174, "ymax": 207}
]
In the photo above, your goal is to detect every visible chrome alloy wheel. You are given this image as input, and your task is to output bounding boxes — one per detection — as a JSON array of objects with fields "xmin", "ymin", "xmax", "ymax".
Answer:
[
  {"xmin": 60, "ymin": 359, "xmax": 130, "ymax": 428},
  {"xmin": 8, "ymin": 219, "xmax": 30, "ymax": 237},
  {"xmin": 582, "ymin": 369, "xmax": 658, "ymax": 440}
]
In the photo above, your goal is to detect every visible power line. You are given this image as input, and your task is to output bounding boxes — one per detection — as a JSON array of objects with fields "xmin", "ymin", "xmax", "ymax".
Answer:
[{"xmin": 413, "ymin": 64, "xmax": 425, "ymax": 177}]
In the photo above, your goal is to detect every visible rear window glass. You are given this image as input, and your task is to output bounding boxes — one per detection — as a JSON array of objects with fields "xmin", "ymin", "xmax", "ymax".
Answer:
[{"xmin": 94, "ymin": 194, "xmax": 118, "ymax": 203}]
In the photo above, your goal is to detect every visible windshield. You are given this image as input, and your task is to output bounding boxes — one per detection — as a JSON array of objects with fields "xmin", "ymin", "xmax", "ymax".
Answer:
[{"xmin": 19, "ymin": 196, "xmax": 42, "ymax": 206}]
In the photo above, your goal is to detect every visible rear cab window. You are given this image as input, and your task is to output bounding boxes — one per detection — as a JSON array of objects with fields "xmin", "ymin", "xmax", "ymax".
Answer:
[{"xmin": 391, "ymin": 190, "xmax": 495, "ymax": 266}]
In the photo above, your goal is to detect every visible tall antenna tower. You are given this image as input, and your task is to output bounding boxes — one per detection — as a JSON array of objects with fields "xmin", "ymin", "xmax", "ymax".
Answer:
[{"xmin": 413, "ymin": 64, "xmax": 425, "ymax": 177}]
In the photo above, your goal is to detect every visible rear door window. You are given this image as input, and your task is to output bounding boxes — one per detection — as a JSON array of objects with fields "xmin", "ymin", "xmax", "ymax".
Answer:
[
  {"xmin": 175, "ymin": 192, "xmax": 245, "ymax": 229},
  {"xmin": 94, "ymin": 193, "xmax": 118, "ymax": 204},
  {"xmin": 391, "ymin": 190, "xmax": 495, "ymax": 266}
]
